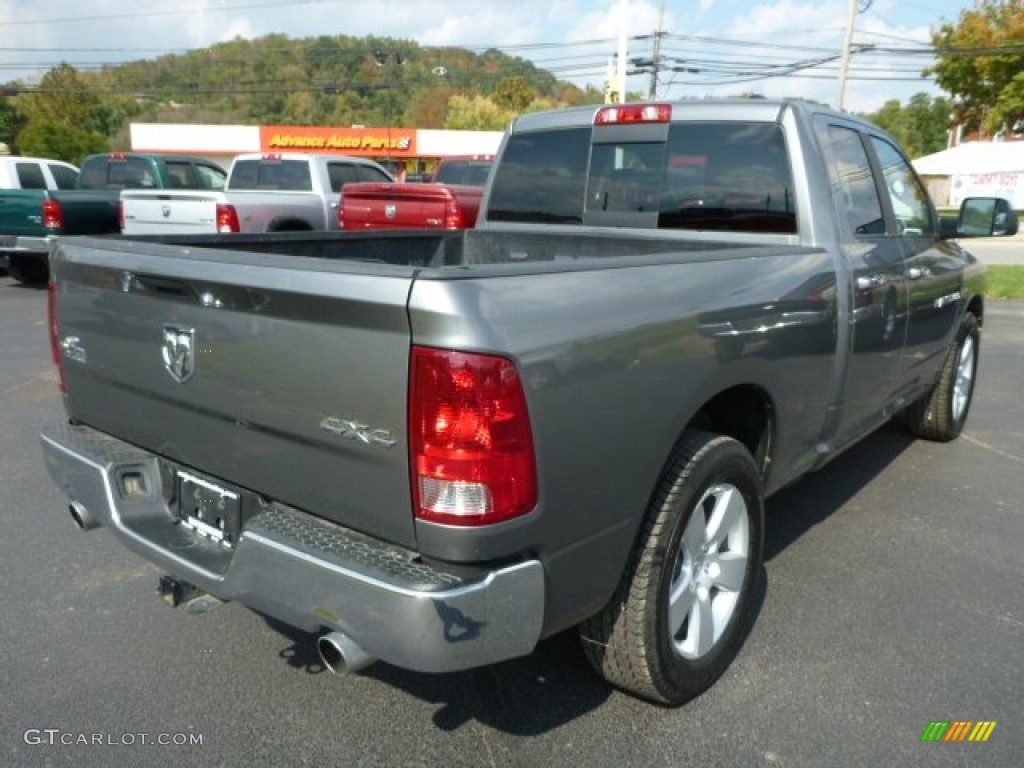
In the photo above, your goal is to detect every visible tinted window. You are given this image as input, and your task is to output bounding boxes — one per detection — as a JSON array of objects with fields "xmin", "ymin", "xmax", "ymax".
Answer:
[
  {"xmin": 111, "ymin": 158, "xmax": 157, "ymax": 189},
  {"xmin": 487, "ymin": 127, "xmax": 590, "ymax": 224},
  {"xmin": 48, "ymin": 164, "xmax": 79, "ymax": 190},
  {"xmin": 357, "ymin": 165, "xmax": 392, "ymax": 183},
  {"xmin": 328, "ymin": 163, "xmax": 358, "ymax": 192},
  {"xmin": 870, "ymin": 136, "xmax": 934, "ymax": 236},
  {"xmin": 327, "ymin": 162, "xmax": 391, "ymax": 191},
  {"xmin": 16, "ymin": 162, "xmax": 47, "ymax": 189},
  {"xmin": 230, "ymin": 159, "xmax": 311, "ymax": 191},
  {"xmin": 656, "ymin": 123, "xmax": 796, "ymax": 234},
  {"xmin": 195, "ymin": 163, "xmax": 226, "ymax": 190},
  {"xmin": 826, "ymin": 126, "xmax": 885, "ymax": 237},
  {"xmin": 165, "ymin": 162, "xmax": 193, "ymax": 189},
  {"xmin": 588, "ymin": 142, "xmax": 666, "ymax": 214},
  {"xmin": 80, "ymin": 156, "xmax": 158, "ymax": 190},
  {"xmin": 436, "ymin": 160, "xmax": 492, "ymax": 186}
]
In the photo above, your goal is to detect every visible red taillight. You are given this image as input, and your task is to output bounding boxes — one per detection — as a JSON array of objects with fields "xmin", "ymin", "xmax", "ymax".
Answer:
[
  {"xmin": 42, "ymin": 198, "xmax": 64, "ymax": 231},
  {"xmin": 48, "ymin": 281, "xmax": 67, "ymax": 394},
  {"xmin": 410, "ymin": 347, "xmax": 537, "ymax": 526},
  {"xmin": 118, "ymin": 200, "xmax": 125, "ymax": 231},
  {"xmin": 215, "ymin": 203, "xmax": 240, "ymax": 233},
  {"xmin": 595, "ymin": 103, "xmax": 672, "ymax": 125},
  {"xmin": 337, "ymin": 195, "xmax": 346, "ymax": 229},
  {"xmin": 444, "ymin": 200, "xmax": 462, "ymax": 229}
]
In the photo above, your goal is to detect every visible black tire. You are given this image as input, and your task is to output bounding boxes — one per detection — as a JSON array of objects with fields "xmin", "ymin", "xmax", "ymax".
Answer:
[
  {"xmin": 6, "ymin": 254, "xmax": 49, "ymax": 285},
  {"xmin": 903, "ymin": 313, "xmax": 979, "ymax": 442},
  {"xmin": 579, "ymin": 431, "xmax": 764, "ymax": 705}
]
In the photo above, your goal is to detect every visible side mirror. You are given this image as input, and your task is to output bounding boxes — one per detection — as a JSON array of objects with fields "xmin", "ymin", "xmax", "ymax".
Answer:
[{"xmin": 952, "ymin": 197, "xmax": 1019, "ymax": 238}]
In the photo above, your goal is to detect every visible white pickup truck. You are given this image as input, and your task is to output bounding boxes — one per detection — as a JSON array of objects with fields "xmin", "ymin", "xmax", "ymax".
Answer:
[{"xmin": 120, "ymin": 152, "xmax": 393, "ymax": 235}]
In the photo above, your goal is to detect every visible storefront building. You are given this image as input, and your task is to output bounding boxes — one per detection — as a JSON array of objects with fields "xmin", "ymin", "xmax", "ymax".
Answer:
[{"xmin": 129, "ymin": 123, "xmax": 504, "ymax": 179}]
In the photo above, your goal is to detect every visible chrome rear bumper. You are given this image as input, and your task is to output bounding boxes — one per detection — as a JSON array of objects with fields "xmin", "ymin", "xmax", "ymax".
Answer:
[{"xmin": 40, "ymin": 422, "xmax": 545, "ymax": 673}]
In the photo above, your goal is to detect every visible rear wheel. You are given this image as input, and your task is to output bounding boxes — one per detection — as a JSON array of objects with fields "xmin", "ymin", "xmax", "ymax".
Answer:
[
  {"xmin": 6, "ymin": 254, "xmax": 49, "ymax": 285},
  {"xmin": 903, "ymin": 313, "xmax": 979, "ymax": 442},
  {"xmin": 580, "ymin": 431, "xmax": 764, "ymax": 705}
]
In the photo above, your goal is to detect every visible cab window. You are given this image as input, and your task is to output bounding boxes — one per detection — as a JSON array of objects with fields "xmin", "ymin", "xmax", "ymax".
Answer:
[
  {"xmin": 869, "ymin": 136, "xmax": 934, "ymax": 236},
  {"xmin": 657, "ymin": 123, "xmax": 796, "ymax": 234},
  {"xmin": 16, "ymin": 162, "xmax": 46, "ymax": 189},
  {"xmin": 486, "ymin": 127, "xmax": 590, "ymax": 224},
  {"xmin": 48, "ymin": 164, "xmax": 79, "ymax": 190},
  {"xmin": 826, "ymin": 126, "xmax": 885, "ymax": 237}
]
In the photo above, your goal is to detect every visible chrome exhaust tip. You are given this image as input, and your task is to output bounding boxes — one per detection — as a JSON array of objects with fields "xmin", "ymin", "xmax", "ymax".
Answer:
[
  {"xmin": 317, "ymin": 631, "xmax": 376, "ymax": 676},
  {"xmin": 69, "ymin": 502, "xmax": 100, "ymax": 531}
]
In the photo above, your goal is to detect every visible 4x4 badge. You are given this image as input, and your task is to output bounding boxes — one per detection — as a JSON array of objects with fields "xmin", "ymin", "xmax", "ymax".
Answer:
[{"xmin": 162, "ymin": 325, "xmax": 196, "ymax": 383}]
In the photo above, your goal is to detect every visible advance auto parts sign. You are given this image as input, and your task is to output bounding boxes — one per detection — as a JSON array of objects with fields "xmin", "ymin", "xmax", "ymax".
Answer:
[{"xmin": 260, "ymin": 126, "xmax": 416, "ymax": 156}]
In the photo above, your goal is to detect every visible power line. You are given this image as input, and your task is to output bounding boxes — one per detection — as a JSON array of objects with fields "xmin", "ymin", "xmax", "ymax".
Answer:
[{"xmin": 0, "ymin": 1, "xmax": 331, "ymax": 27}]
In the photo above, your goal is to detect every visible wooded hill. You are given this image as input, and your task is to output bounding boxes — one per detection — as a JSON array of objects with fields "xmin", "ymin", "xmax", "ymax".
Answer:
[{"xmin": 83, "ymin": 34, "xmax": 600, "ymax": 130}]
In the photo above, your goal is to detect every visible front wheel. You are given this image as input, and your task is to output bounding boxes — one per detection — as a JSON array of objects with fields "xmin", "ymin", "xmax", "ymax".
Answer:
[
  {"xmin": 579, "ymin": 431, "xmax": 764, "ymax": 705},
  {"xmin": 902, "ymin": 313, "xmax": 979, "ymax": 442}
]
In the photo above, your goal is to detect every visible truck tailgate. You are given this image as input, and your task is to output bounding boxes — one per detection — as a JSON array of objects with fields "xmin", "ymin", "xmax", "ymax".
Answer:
[
  {"xmin": 120, "ymin": 191, "xmax": 218, "ymax": 235},
  {"xmin": 341, "ymin": 182, "xmax": 482, "ymax": 230},
  {"xmin": 51, "ymin": 238, "xmax": 418, "ymax": 547}
]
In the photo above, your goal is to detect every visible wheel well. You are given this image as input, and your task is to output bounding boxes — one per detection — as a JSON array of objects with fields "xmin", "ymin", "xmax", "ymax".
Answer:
[
  {"xmin": 686, "ymin": 385, "xmax": 774, "ymax": 478},
  {"xmin": 967, "ymin": 295, "xmax": 984, "ymax": 328},
  {"xmin": 269, "ymin": 218, "xmax": 313, "ymax": 232}
]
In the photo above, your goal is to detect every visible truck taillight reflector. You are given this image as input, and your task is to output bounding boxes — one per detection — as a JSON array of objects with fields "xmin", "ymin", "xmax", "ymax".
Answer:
[
  {"xmin": 216, "ymin": 203, "xmax": 240, "ymax": 233},
  {"xmin": 42, "ymin": 198, "xmax": 64, "ymax": 231},
  {"xmin": 48, "ymin": 281, "xmax": 66, "ymax": 394},
  {"xmin": 595, "ymin": 103, "xmax": 671, "ymax": 125},
  {"xmin": 410, "ymin": 347, "xmax": 537, "ymax": 526}
]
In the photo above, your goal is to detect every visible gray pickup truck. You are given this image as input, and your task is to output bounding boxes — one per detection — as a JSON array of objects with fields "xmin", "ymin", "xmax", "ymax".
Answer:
[{"xmin": 40, "ymin": 100, "xmax": 1017, "ymax": 706}]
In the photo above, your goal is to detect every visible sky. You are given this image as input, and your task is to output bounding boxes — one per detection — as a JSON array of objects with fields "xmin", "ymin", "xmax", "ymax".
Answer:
[{"xmin": 0, "ymin": 0, "xmax": 980, "ymax": 115}]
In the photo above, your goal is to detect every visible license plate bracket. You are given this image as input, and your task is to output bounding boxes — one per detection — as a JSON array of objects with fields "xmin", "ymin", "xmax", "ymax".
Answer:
[{"xmin": 176, "ymin": 471, "xmax": 241, "ymax": 549}]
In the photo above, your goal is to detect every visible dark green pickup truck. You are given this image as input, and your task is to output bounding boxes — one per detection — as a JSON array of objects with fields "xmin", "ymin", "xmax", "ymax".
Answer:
[{"xmin": 0, "ymin": 152, "xmax": 226, "ymax": 284}]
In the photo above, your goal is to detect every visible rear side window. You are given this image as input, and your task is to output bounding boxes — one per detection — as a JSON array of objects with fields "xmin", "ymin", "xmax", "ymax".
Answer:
[
  {"xmin": 48, "ymin": 164, "xmax": 79, "ymax": 190},
  {"xmin": 230, "ymin": 159, "xmax": 311, "ymax": 191},
  {"xmin": 327, "ymin": 162, "xmax": 391, "ymax": 192},
  {"xmin": 358, "ymin": 165, "xmax": 391, "ymax": 183},
  {"xmin": 487, "ymin": 127, "xmax": 590, "ymax": 224},
  {"xmin": 655, "ymin": 123, "xmax": 796, "ymax": 234},
  {"xmin": 16, "ymin": 162, "xmax": 47, "ymax": 189}
]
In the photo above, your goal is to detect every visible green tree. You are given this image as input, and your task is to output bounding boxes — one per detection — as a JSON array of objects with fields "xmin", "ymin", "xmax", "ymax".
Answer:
[
  {"xmin": 927, "ymin": 0, "xmax": 1024, "ymax": 134},
  {"xmin": 443, "ymin": 94, "xmax": 514, "ymax": 130},
  {"xmin": 17, "ymin": 121, "xmax": 107, "ymax": 163},
  {"xmin": 16, "ymin": 64, "xmax": 109, "ymax": 162},
  {"xmin": 865, "ymin": 93, "xmax": 954, "ymax": 158},
  {"xmin": 0, "ymin": 92, "xmax": 27, "ymax": 152},
  {"xmin": 493, "ymin": 76, "xmax": 534, "ymax": 112}
]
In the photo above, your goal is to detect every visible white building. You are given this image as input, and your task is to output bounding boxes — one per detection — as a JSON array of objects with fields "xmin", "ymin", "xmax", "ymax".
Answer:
[{"xmin": 913, "ymin": 141, "xmax": 1024, "ymax": 209}]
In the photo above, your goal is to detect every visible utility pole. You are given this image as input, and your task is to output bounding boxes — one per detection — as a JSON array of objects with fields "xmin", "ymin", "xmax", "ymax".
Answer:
[
  {"xmin": 617, "ymin": 0, "xmax": 629, "ymax": 102},
  {"xmin": 836, "ymin": 0, "xmax": 859, "ymax": 110},
  {"xmin": 648, "ymin": 0, "xmax": 666, "ymax": 99}
]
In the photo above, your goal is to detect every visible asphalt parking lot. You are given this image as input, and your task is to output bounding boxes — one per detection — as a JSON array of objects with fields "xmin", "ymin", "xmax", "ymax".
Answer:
[{"xmin": 1, "ymin": 268, "xmax": 1021, "ymax": 768}]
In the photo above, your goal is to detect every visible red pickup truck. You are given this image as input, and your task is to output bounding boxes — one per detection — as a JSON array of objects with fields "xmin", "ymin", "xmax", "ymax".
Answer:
[{"xmin": 338, "ymin": 155, "xmax": 492, "ymax": 230}]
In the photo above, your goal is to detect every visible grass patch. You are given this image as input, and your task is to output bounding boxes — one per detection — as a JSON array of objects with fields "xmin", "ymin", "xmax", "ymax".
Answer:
[{"xmin": 985, "ymin": 265, "xmax": 1024, "ymax": 300}]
